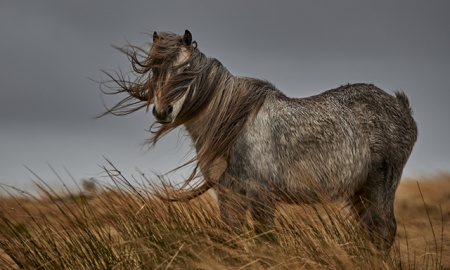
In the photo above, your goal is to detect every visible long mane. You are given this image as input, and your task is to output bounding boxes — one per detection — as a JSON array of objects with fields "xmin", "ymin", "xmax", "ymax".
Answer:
[{"xmin": 100, "ymin": 31, "xmax": 268, "ymax": 200}]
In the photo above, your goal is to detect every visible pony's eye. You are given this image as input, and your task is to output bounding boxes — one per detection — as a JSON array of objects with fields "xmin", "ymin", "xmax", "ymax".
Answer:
[{"xmin": 183, "ymin": 64, "xmax": 190, "ymax": 71}]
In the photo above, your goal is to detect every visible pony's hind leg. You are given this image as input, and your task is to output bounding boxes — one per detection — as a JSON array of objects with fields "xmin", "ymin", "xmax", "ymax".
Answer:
[{"xmin": 351, "ymin": 162, "xmax": 400, "ymax": 252}]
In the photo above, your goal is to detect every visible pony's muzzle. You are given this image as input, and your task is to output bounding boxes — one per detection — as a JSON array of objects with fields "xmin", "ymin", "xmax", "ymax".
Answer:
[{"xmin": 152, "ymin": 105, "xmax": 173, "ymax": 123}]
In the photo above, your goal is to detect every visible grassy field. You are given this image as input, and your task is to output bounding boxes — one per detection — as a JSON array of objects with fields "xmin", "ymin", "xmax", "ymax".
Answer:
[{"xmin": 0, "ymin": 170, "xmax": 448, "ymax": 269}]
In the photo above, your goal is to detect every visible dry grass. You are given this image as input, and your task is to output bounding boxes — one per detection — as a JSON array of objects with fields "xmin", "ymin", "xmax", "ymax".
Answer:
[
  {"xmin": 395, "ymin": 174, "xmax": 450, "ymax": 269},
  {"xmin": 0, "ymin": 170, "xmax": 448, "ymax": 269}
]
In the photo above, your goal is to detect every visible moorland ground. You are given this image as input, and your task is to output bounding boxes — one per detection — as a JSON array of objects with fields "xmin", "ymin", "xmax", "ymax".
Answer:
[{"xmin": 0, "ymin": 172, "xmax": 448, "ymax": 269}]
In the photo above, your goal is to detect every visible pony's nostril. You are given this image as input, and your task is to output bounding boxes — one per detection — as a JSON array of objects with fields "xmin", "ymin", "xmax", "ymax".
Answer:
[{"xmin": 152, "ymin": 105, "xmax": 173, "ymax": 123}]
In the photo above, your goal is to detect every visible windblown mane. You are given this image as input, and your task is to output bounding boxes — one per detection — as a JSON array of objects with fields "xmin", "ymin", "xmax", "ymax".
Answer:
[{"xmin": 100, "ymin": 32, "xmax": 268, "ymax": 198}]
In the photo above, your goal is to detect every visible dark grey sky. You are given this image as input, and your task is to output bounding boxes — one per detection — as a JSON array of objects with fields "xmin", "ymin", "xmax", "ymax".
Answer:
[{"xmin": 1, "ymin": 1, "xmax": 449, "ymax": 191}]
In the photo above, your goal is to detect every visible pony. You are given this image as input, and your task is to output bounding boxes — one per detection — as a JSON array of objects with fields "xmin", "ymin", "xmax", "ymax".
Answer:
[{"xmin": 100, "ymin": 30, "xmax": 417, "ymax": 251}]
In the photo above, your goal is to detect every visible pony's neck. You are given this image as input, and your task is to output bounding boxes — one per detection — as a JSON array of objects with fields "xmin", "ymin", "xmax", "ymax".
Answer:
[
  {"xmin": 181, "ymin": 55, "xmax": 268, "ymax": 167},
  {"xmin": 183, "ymin": 61, "xmax": 236, "ymax": 148}
]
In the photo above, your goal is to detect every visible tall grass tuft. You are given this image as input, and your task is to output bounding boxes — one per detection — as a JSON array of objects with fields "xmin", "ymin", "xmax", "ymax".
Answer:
[{"xmin": 0, "ymin": 166, "xmax": 448, "ymax": 269}]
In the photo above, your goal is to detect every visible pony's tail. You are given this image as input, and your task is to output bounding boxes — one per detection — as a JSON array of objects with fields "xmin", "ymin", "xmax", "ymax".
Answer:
[{"xmin": 394, "ymin": 91, "xmax": 414, "ymax": 116}]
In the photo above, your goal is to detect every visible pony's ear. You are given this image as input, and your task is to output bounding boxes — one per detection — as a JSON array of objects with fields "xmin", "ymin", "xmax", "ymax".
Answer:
[
  {"xmin": 153, "ymin": 31, "xmax": 159, "ymax": 42},
  {"xmin": 183, "ymin": 30, "xmax": 192, "ymax": 46}
]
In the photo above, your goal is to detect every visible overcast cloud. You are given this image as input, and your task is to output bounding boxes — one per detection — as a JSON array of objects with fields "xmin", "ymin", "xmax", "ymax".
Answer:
[{"xmin": 1, "ymin": 1, "xmax": 449, "ymax": 191}]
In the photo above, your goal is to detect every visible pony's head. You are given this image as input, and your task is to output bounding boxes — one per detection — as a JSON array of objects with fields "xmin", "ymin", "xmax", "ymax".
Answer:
[
  {"xmin": 149, "ymin": 30, "xmax": 196, "ymax": 123},
  {"xmin": 99, "ymin": 30, "xmax": 201, "ymax": 124}
]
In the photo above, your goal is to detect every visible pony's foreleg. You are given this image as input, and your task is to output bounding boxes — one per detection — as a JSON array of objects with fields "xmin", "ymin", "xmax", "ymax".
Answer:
[
  {"xmin": 216, "ymin": 186, "xmax": 248, "ymax": 233},
  {"xmin": 247, "ymin": 182, "xmax": 277, "ymax": 240}
]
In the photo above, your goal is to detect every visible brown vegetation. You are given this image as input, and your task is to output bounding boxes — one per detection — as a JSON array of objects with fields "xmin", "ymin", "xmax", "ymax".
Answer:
[
  {"xmin": 395, "ymin": 174, "xmax": 450, "ymax": 268},
  {"xmin": 0, "ymin": 172, "xmax": 448, "ymax": 269}
]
